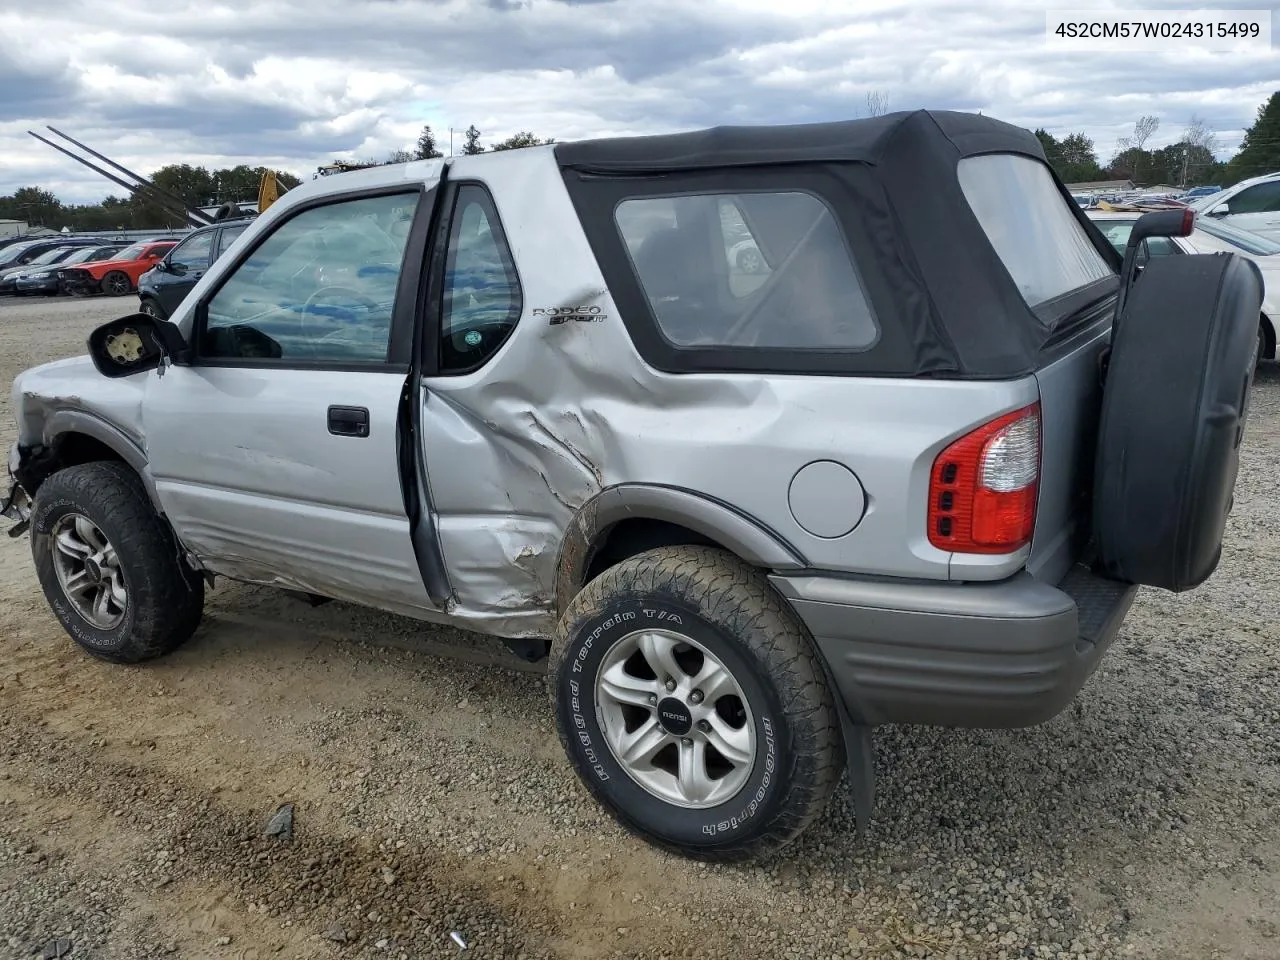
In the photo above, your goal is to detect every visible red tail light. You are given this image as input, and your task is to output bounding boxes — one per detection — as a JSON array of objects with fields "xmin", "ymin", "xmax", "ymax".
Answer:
[{"xmin": 928, "ymin": 403, "xmax": 1041, "ymax": 554}]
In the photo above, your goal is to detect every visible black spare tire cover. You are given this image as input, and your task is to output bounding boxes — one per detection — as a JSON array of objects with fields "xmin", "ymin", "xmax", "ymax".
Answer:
[{"xmin": 1093, "ymin": 252, "xmax": 1264, "ymax": 592}]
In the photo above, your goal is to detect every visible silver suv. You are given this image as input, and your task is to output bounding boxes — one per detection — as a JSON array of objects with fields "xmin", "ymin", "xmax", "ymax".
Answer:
[{"xmin": 3, "ymin": 110, "xmax": 1263, "ymax": 862}]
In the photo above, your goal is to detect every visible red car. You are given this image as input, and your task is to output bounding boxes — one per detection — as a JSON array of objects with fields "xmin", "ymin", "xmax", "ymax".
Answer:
[{"xmin": 60, "ymin": 240, "xmax": 177, "ymax": 297}]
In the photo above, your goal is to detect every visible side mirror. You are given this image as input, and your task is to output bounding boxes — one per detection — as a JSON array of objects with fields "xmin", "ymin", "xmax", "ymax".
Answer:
[
  {"xmin": 167, "ymin": 260, "xmax": 187, "ymax": 275},
  {"xmin": 1208, "ymin": 202, "xmax": 1230, "ymax": 217},
  {"xmin": 86, "ymin": 313, "xmax": 189, "ymax": 379}
]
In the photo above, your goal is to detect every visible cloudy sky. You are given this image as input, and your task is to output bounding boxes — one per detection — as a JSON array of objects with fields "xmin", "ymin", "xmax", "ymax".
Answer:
[{"xmin": 1, "ymin": 0, "xmax": 1276, "ymax": 204}]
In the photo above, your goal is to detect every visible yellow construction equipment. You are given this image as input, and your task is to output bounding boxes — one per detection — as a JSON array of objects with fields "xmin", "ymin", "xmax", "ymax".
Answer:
[{"xmin": 258, "ymin": 169, "xmax": 282, "ymax": 213}]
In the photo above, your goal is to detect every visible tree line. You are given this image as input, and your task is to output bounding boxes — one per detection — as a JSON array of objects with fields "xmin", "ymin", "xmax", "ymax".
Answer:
[
  {"xmin": 0, "ymin": 164, "xmax": 303, "ymax": 232},
  {"xmin": 1035, "ymin": 91, "xmax": 1279, "ymax": 188}
]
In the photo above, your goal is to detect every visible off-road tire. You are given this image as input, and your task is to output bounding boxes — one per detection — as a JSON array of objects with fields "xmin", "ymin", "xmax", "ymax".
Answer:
[
  {"xmin": 31, "ymin": 461, "xmax": 204, "ymax": 664},
  {"xmin": 549, "ymin": 545, "xmax": 844, "ymax": 862}
]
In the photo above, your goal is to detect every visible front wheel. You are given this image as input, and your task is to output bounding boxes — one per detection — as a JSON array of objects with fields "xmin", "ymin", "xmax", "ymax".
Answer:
[
  {"xmin": 549, "ymin": 545, "xmax": 844, "ymax": 862},
  {"xmin": 30, "ymin": 461, "xmax": 204, "ymax": 663},
  {"xmin": 139, "ymin": 297, "xmax": 167, "ymax": 320}
]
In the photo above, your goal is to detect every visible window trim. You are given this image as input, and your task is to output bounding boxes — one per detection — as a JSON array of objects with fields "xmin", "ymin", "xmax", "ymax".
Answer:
[
  {"xmin": 188, "ymin": 183, "xmax": 433, "ymax": 374},
  {"xmin": 428, "ymin": 180, "xmax": 525, "ymax": 377}
]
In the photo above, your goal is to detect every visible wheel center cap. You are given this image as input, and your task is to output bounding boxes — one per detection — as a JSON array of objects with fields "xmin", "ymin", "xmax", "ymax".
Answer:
[
  {"xmin": 656, "ymin": 697, "xmax": 692, "ymax": 736},
  {"xmin": 84, "ymin": 557, "xmax": 103, "ymax": 582}
]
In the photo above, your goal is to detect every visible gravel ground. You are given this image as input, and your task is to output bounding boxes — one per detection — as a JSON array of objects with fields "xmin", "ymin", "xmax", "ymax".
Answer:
[{"xmin": 1, "ymin": 295, "xmax": 1278, "ymax": 960}]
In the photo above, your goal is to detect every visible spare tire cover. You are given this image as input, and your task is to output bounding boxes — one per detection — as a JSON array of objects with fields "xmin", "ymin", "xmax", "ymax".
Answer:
[{"xmin": 1093, "ymin": 252, "xmax": 1263, "ymax": 592}]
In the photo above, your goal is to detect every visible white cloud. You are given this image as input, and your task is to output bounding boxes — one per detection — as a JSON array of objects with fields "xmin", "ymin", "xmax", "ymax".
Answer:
[{"xmin": 0, "ymin": 0, "xmax": 1274, "ymax": 203}]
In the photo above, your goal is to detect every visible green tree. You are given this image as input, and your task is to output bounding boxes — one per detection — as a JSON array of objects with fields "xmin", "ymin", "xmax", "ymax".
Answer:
[
  {"xmin": 150, "ymin": 164, "xmax": 217, "ymax": 207},
  {"xmin": 415, "ymin": 125, "xmax": 444, "ymax": 160},
  {"xmin": 214, "ymin": 164, "xmax": 300, "ymax": 201},
  {"xmin": 1034, "ymin": 128, "xmax": 1064, "ymax": 169},
  {"xmin": 490, "ymin": 131, "xmax": 554, "ymax": 151},
  {"xmin": 7, "ymin": 186, "xmax": 62, "ymax": 226},
  {"xmin": 462, "ymin": 125, "xmax": 485, "ymax": 155},
  {"xmin": 1057, "ymin": 133, "xmax": 1104, "ymax": 182},
  {"xmin": 1224, "ymin": 91, "xmax": 1280, "ymax": 185},
  {"xmin": 385, "ymin": 149, "xmax": 416, "ymax": 164}
]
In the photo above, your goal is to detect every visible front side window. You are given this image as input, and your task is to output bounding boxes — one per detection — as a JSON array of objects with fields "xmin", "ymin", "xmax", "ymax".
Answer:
[
  {"xmin": 169, "ymin": 231, "xmax": 213, "ymax": 272},
  {"xmin": 959, "ymin": 154, "xmax": 1113, "ymax": 307},
  {"xmin": 200, "ymin": 191, "xmax": 416, "ymax": 364},
  {"xmin": 1228, "ymin": 181, "xmax": 1280, "ymax": 215},
  {"xmin": 438, "ymin": 185, "xmax": 522, "ymax": 373},
  {"xmin": 615, "ymin": 191, "xmax": 878, "ymax": 350},
  {"xmin": 114, "ymin": 242, "xmax": 149, "ymax": 261}
]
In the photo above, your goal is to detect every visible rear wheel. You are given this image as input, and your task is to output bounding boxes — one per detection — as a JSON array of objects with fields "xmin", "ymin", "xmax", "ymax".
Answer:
[
  {"xmin": 30, "ymin": 462, "xmax": 204, "ymax": 663},
  {"xmin": 549, "ymin": 545, "xmax": 843, "ymax": 862},
  {"xmin": 102, "ymin": 271, "xmax": 132, "ymax": 296}
]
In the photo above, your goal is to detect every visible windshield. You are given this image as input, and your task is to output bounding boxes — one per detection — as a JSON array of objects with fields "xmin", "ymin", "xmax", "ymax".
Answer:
[
  {"xmin": 113, "ymin": 243, "xmax": 149, "ymax": 261},
  {"xmin": 61, "ymin": 247, "xmax": 102, "ymax": 265},
  {"xmin": 0, "ymin": 242, "xmax": 39, "ymax": 267},
  {"xmin": 1195, "ymin": 217, "xmax": 1280, "ymax": 256},
  {"xmin": 1090, "ymin": 219, "xmax": 1138, "ymax": 255},
  {"xmin": 26, "ymin": 247, "xmax": 73, "ymax": 267}
]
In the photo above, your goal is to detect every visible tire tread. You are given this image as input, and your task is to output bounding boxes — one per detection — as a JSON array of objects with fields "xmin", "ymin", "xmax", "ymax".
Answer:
[
  {"xmin": 548, "ymin": 545, "xmax": 844, "ymax": 862},
  {"xmin": 32, "ymin": 461, "xmax": 203, "ymax": 664}
]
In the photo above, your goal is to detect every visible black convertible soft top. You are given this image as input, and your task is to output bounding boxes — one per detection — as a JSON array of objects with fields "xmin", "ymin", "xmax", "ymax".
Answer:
[
  {"xmin": 557, "ymin": 109, "xmax": 1044, "ymax": 174},
  {"xmin": 555, "ymin": 110, "xmax": 1123, "ymax": 379}
]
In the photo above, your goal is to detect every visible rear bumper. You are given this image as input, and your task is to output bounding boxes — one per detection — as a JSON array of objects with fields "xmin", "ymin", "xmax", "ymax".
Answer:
[{"xmin": 770, "ymin": 564, "xmax": 1137, "ymax": 729}]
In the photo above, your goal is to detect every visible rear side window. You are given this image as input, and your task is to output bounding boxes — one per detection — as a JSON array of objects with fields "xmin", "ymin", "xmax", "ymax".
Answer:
[
  {"xmin": 215, "ymin": 223, "xmax": 248, "ymax": 259},
  {"xmin": 614, "ymin": 191, "xmax": 878, "ymax": 351},
  {"xmin": 438, "ymin": 185, "xmax": 523, "ymax": 373},
  {"xmin": 958, "ymin": 154, "xmax": 1113, "ymax": 307}
]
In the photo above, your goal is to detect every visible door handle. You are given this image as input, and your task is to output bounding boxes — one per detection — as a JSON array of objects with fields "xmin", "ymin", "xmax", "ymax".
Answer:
[{"xmin": 327, "ymin": 405, "xmax": 370, "ymax": 438}]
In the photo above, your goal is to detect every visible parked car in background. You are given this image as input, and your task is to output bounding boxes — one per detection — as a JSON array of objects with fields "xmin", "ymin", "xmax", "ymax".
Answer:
[
  {"xmin": 0, "ymin": 246, "xmax": 77, "ymax": 294},
  {"xmin": 0, "ymin": 236, "xmax": 105, "ymax": 275},
  {"xmin": 1188, "ymin": 171, "xmax": 1280, "ymax": 242},
  {"xmin": 1182, "ymin": 185, "xmax": 1222, "ymax": 200},
  {"xmin": 138, "ymin": 219, "xmax": 253, "ymax": 319},
  {"xmin": 1088, "ymin": 208, "xmax": 1280, "ymax": 363},
  {"xmin": 60, "ymin": 240, "xmax": 177, "ymax": 297},
  {"xmin": 11, "ymin": 244, "xmax": 130, "ymax": 296}
]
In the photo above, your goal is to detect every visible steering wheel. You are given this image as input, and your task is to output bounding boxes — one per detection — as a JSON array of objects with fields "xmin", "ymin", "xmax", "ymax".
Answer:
[{"xmin": 298, "ymin": 286, "xmax": 380, "ymax": 354}]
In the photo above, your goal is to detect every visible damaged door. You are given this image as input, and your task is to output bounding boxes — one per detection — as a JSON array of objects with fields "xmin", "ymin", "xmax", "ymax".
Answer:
[{"xmin": 142, "ymin": 185, "xmax": 445, "ymax": 616}]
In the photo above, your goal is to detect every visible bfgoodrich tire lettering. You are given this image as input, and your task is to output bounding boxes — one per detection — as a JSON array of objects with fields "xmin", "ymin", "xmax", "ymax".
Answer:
[
  {"xmin": 549, "ymin": 545, "xmax": 843, "ymax": 861},
  {"xmin": 31, "ymin": 461, "xmax": 204, "ymax": 664}
]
